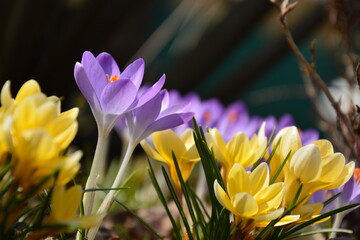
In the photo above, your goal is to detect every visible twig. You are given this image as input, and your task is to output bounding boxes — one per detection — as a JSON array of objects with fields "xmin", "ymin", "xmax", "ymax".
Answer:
[{"xmin": 271, "ymin": 0, "xmax": 357, "ymax": 158}]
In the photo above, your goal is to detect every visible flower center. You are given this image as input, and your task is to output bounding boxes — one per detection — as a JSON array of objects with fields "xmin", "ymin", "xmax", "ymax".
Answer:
[
  {"xmin": 204, "ymin": 111, "xmax": 211, "ymax": 124},
  {"xmin": 106, "ymin": 74, "xmax": 120, "ymax": 83},
  {"xmin": 228, "ymin": 110, "xmax": 238, "ymax": 124},
  {"xmin": 354, "ymin": 168, "xmax": 360, "ymax": 184}
]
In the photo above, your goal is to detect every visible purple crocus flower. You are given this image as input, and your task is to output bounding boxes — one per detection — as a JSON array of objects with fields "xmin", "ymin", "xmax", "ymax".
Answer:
[
  {"xmin": 124, "ymin": 89, "xmax": 194, "ymax": 144},
  {"xmin": 216, "ymin": 101, "xmax": 262, "ymax": 141},
  {"xmin": 74, "ymin": 51, "xmax": 164, "ymax": 136}
]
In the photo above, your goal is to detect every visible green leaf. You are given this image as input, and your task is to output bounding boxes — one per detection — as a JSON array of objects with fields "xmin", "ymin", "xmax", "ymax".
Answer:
[
  {"xmin": 283, "ymin": 203, "xmax": 360, "ymax": 237},
  {"xmin": 147, "ymin": 159, "xmax": 182, "ymax": 239},
  {"xmin": 281, "ymin": 228, "xmax": 352, "ymax": 240}
]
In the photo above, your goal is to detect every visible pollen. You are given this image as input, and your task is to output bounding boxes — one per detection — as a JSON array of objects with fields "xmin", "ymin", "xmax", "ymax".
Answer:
[
  {"xmin": 354, "ymin": 168, "xmax": 360, "ymax": 184},
  {"xmin": 106, "ymin": 74, "xmax": 120, "ymax": 83}
]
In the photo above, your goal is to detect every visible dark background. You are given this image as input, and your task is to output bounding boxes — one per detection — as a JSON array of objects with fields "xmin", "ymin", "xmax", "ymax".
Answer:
[{"xmin": 1, "ymin": 0, "xmax": 359, "ymax": 134}]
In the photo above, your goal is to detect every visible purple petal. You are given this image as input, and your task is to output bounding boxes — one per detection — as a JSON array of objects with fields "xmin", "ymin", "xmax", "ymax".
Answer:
[
  {"xmin": 142, "ymin": 112, "xmax": 194, "ymax": 140},
  {"xmin": 300, "ymin": 129, "xmax": 319, "ymax": 145},
  {"xmin": 264, "ymin": 116, "xmax": 277, "ymax": 136},
  {"xmin": 96, "ymin": 52, "xmax": 120, "ymax": 78},
  {"xmin": 100, "ymin": 80, "xmax": 137, "ymax": 115},
  {"xmin": 131, "ymin": 74, "xmax": 166, "ymax": 109},
  {"xmin": 121, "ymin": 58, "xmax": 145, "ymax": 89},
  {"xmin": 130, "ymin": 93, "xmax": 163, "ymax": 140},
  {"xmin": 74, "ymin": 62, "xmax": 102, "ymax": 115},
  {"xmin": 81, "ymin": 51, "xmax": 107, "ymax": 99},
  {"xmin": 341, "ymin": 178, "xmax": 354, "ymax": 201},
  {"xmin": 277, "ymin": 114, "xmax": 294, "ymax": 128}
]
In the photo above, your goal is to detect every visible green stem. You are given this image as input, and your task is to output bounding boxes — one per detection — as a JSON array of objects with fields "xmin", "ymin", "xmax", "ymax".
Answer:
[{"xmin": 86, "ymin": 140, "xmax": 137, "ymax": 240}]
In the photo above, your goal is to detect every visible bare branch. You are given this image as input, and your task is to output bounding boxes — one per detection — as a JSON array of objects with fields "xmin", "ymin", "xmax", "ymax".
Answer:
[
  {"xmin": 356, "ymin": 62, "xmax": 360, "ymax": 89},
  {"xmin": 270, "ymin": 0, "xmax": 358, "ymax": 159}
]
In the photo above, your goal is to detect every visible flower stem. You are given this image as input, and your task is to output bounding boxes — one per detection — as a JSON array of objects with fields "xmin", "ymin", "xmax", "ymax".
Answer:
[
  {"xmin": 329, "ymin": 211, "xmax": 346, "ymax": 239},
  {"xmin": 82, "ymin": 131, "xmax": 109, "ymax": 216},
  {"xmin": 86, "ymin": 140, "xmax": 137, "ymax": 240}
]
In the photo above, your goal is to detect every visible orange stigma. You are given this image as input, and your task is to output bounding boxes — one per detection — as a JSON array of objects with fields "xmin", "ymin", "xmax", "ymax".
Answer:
[
  {"xmin": 106, "ymin": 74, "xmax": 120, "ymax": 83},
  {"xmin": 228, "ymin": 110, "xmax": 238, "ymax": 124},
  {"xmin": 354, "ymin": 168, "xmax": 360, "ymax": 184},
  {"xmin": 204, "ymin": 111, "xmax": 211, "ymax": 123}
]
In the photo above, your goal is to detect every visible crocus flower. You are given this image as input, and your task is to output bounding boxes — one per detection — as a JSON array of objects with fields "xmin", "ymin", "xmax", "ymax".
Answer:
[
  {"xmin": 74, "ymin": 51, "xmax": 164, "ymax": 136},
  {"xmin": 216, "ymin": 101, "xmax": 262, "ymax": 141},
  {"xmin": 207, "ymin": 123, "xmax": 267, "ymax": 180},
  {"xmin": 26, "ymin": 185, "xmax": 104, "ymax": 240},
  {"xmin": 270, "ymin": 126, "xmax": 355, "ymax": 209},
  {"xmin": 141, "ymin": 129, "xmax": 200, "ymax": 190},
  {"xmin": 125, "ymin": 89, "xmax": 194, "ymax": 145},
  {"xmin": 0, "ymin": 80, "xmax": 81, "ymax": 191},
  {"xmin": 214, "ymin": 163, "xmax": 299, "ymax": 231}
]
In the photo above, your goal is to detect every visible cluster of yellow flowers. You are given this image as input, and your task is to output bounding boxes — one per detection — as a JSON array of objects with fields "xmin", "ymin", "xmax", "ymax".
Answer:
[
  {"xmin": 142, "ymin": 123, "xmax": 354, "ymax": 235},
  {"xmin": 0, "ymin": 80, "xmax": 102, "ymax": 237}
]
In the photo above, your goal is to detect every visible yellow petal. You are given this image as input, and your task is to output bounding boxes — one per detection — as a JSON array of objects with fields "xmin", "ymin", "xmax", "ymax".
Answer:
[
  {"xmin": 318, "ymin": 153, "xmax": 345, "ymax": 183},
  {"xmin": 210, "ymin": 128, "xmax": 229, "ymax": 165},
  {"xmin": 153, "ymin": 130, "xmax": 187, "ymax": 162},
  {"xmin": 140, "ymin": 140, "xmax": 165, "ymax": 162},
  {"xmin": 274, "ymin": 126, "xmax": 302, "ymax": 159},
  {"xmin": 324, "ymin": 161, "xmax": 355, "ymax": 190},
  {"xmin": 57, "ymin": 151, "xmax": 82, "ymax": 186},
  {"xmin": 290, "ymin": 144, "xmax": 321, "ymax": 183},
  {"xmin": 185, "ymin": 145, "xmax": 200, "ymax": 161},
  {"xmin": 249, "ymin": 162, "xmax": 269, "ymax": 195},
  {"xmin": 255, "ymin": 182, "xmax": 285, "ymax": 213},
  {"xmin": 231, "ymin": 192, "xmax": 258, "ymax": 217},
  {"xmin": 227, "ymin": 163, "xmax": 250, "ymax": 197},
  {"xmin": 51, "ymin": 185, "xmax": 66, "ymax": 220},
  {"xmin": 179, "ymin": 128, "xmax": 194, "ymax": 149},
  {"xmin": 1, "ymin": 80, "xmax": 14, "ymax": 108},
  {"xmin": 46, "ymin": 117, "xmax": 78, "ymax": 150},
  {"xmin": 60, "ymin": 185, "xmax": 83, "ymax": 219},
  {"xmin": 214, "ymin": 180, "xmax": 236, "ymax": 213},
  {"xmin": 253, "ymin": 208, "xmax": 285, "ymax": 226},
  {"xmin": 227, "ymin": 133, "xmax": 252, "ymax": 167},
  {"xmin": 15, "ymin": 79, "xmax": 41, "ymax": 102},
  {"xmin": 59, "ymin": 107, "xmax": 79, "ymax": 120},
  {"xmin": 312, "ymin": 140, "xmax": 334, "ymax": 157}
]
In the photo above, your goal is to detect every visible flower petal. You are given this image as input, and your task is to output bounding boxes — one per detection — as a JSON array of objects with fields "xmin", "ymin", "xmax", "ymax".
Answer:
[
  {"xmin": 312, "ymin": 139, "xmax": 334, "ymax": 157},
  {"xmin": 80, "ymin": 51, "xmax": 107, "ymax": 99},
  {"xmin": 96, "ymin": 52, "xmax": 120, "ymax": 78},
  {"xmin": 214, "ymin": 180, "xmax": 236, "ymax": 213},
  {"xmin": 290, "ymin": 144, "xmax": 321, "ymax": 183},
  {"xmin": 253, "ymin": 208, "xmax": 286, "ymax": 227},
  {"xmin": 249, "ymin": 163, "xmax": 269, "ymax": 195},
  {"xmin": 143, "ymin": 112, "xmax": 193, "ymax": 141},
  {"xmin": 132, "ymin": 74, "xmax": 165, "ymax": 109},
  {"xmin": 227, "ymin": 163, "xmax": 250, "ymax": 197},
  {"xmin": 100, "ymin": 79, "xmax": 137, "ymax": 115},
  {"xmin": 121, "ymin": 58, "xmax": 145, "ymax": 89},
  {"xmin": 74, "ymin": 63, "xmax": 102, "ymax": 115},
  {"xmin": 231, "ymin": 192, "xmax": 258, "ymax": 217},
  {"xmin": 153, "ymin": 130, "xmax": 187, "ymax": 163}
]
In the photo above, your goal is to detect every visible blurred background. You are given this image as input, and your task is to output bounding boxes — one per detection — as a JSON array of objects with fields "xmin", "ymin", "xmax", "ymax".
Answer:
[{"xmin": 1, "ymin": 0, "xmax": 359, "ymax": 135}]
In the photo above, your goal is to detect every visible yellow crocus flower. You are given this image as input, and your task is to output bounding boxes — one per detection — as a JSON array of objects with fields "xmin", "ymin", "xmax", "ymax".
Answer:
[
  {"xmin": 12, "ymin": 128, "xmax": 82, "ymax": 191},
  {"xmin": 140, "ymin": 129, "xmax": 200, "ymax": 190},
  {"xmin": 207, "ymin": 123, "xmax": 267, "ymax": 181},
  {"xmin": 270, "ymin": 127, "xmax": 354, "ymax": 212},
  {"xmin": 1, "ymin": 80, "xmax": 41, "ymax": 113},
  {"xmin": 0, "ymin": 80, "xmax": 81, "ymax": 191},
  {"xmin": 26, "ymin": 185, "xmax": 104, "ymax": 240},
  {"xmin": 214, "ymin": 163, "xmax": 299, "ymax": 231}
]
